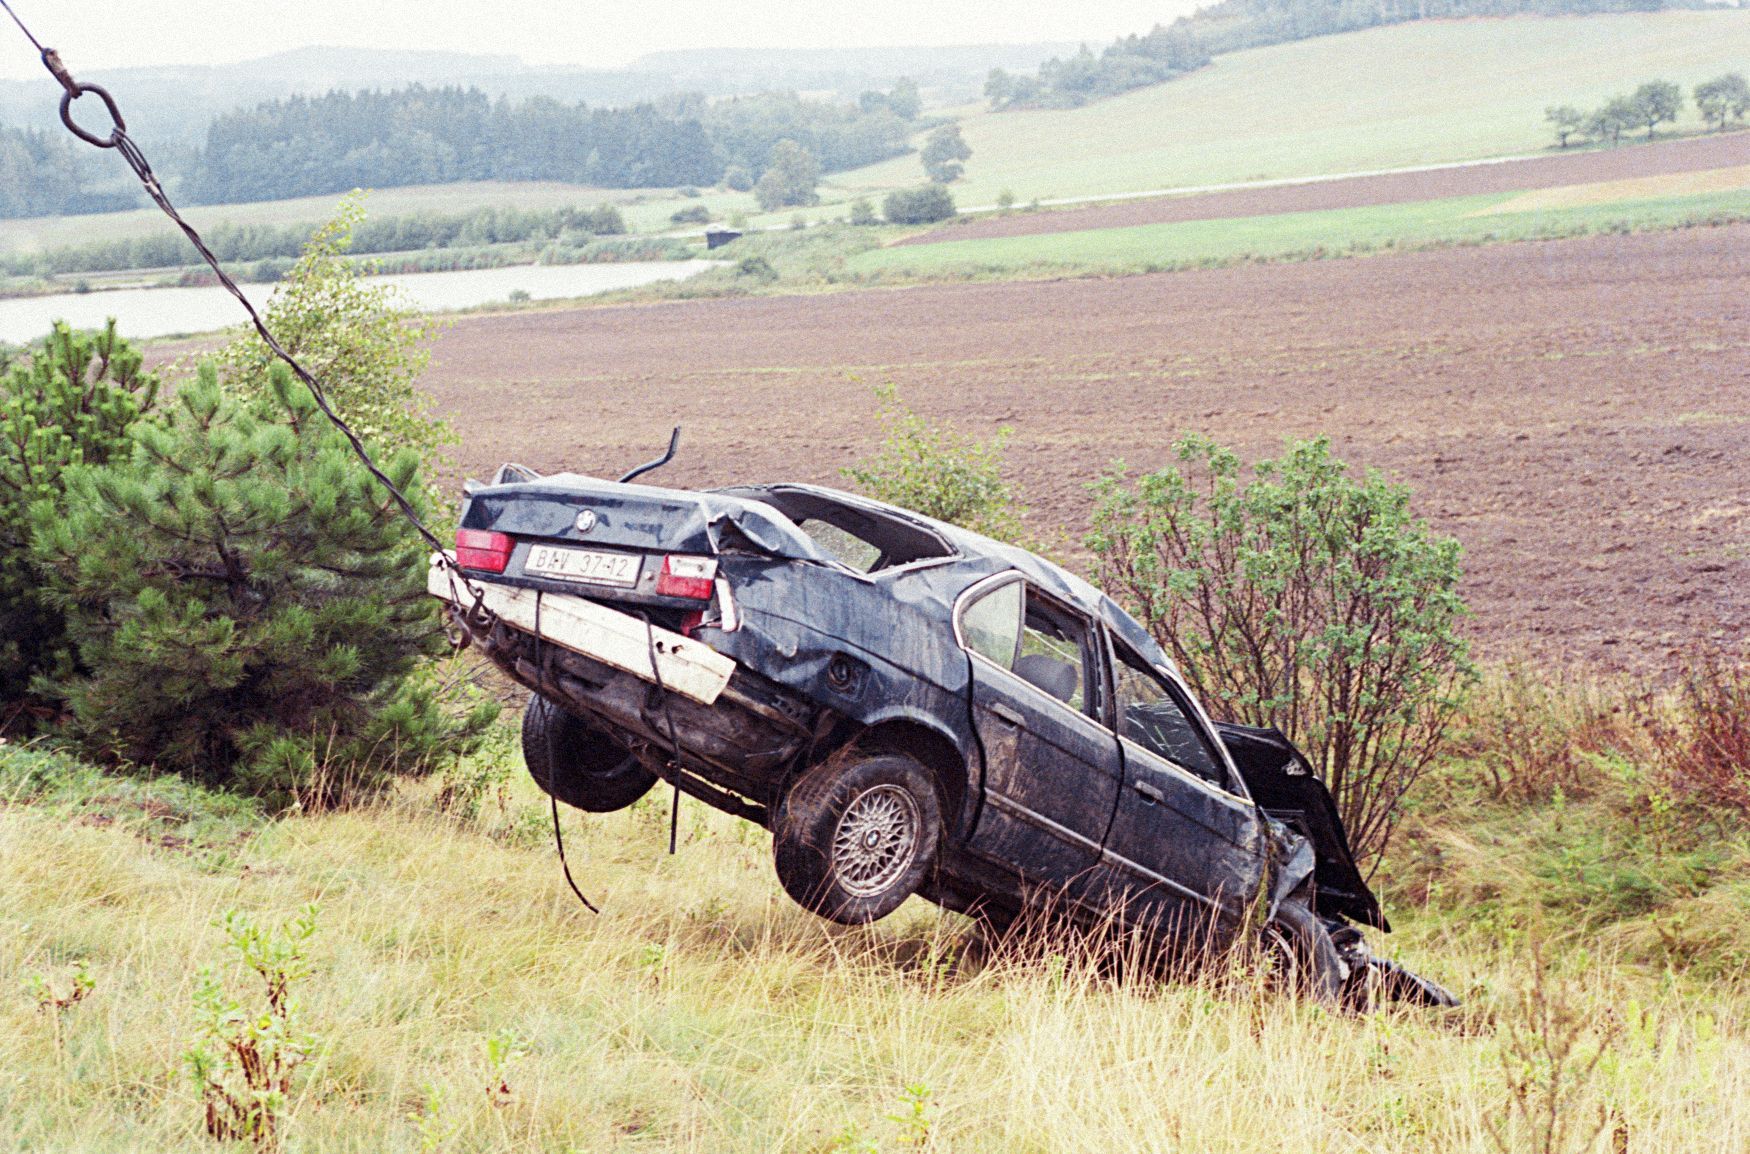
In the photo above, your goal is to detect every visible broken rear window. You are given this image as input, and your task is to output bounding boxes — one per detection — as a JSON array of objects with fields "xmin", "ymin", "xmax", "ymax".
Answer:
[{"xmin": 722, "ymin": 485, "xmax": 956, "ymax": 573}]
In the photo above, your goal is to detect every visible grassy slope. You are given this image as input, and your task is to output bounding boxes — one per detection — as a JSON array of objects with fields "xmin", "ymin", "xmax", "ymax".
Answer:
[
  {"xmin": 1, "ymin": 733, "xmax": 1746, "ymax": 1152},
  {"xmin": 834, "ymin": 12, "xmax": 1750, "ymax": 208},
  {"xmin": 847, "ymin": 186, "xmax": 1750, "ymax": 279}
]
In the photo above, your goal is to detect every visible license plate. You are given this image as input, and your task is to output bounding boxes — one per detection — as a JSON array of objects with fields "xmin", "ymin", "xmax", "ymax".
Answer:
[{"xmin": 524, "ymin": 544, "xmax": 642, "ymax": 588}]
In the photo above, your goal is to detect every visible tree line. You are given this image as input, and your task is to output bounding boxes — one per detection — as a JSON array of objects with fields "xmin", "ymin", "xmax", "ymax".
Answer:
[
  {"xmin": 190, "ymin": 83, "xmax": 920, "ymax": 206},
  {"xmin": 1545, "ymin": 74, "xmax": 1749, "ymax": 147},
  {"xmin": 984, "ymin": 0, "xmax": 1709, "ymax": 111},
  {"xmin": 0, "ymin": 203, "xmax": 628, "ymax": 280},
  {"xmin": 2, "ymin": 82, "xmax": 922, "ymax": 219}
]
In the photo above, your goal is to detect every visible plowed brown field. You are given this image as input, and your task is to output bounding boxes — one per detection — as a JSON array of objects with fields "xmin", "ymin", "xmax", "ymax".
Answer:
[{"xmin": 423, "ymin": 224, "xmax": 1748, "ymax": 669}]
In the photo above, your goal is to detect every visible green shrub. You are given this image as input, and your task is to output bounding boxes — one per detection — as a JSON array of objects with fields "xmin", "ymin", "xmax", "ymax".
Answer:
[
  {"xmin": 735, "ymin": 255, "xmax": 778, "ymax": 282},
  {"xmin": 34, "ymin": 365, "xmax": 495, "ymax": 806},
  {"xmin": 848, "ymin": 198, "xmax": 878, "ymax": 226},
  {"xmin": 1087, "ymin": 435, "xmax": 1473, "ymax": 870},
  {"xmin": 843, "ymin": 384, "xmax": 1023, "ymax": 541},
  {"xmin": 670, "ymin": 204, "xmax": 712, "ymax": 225},
  {"xmin": 0, "ymin": 320, "xmax": 158, "ymax": 709},
  {"xmin": 215, "ymin": 198, "xmax": 454, "ymax": 513},
  {"xmin": 883, "ymin": 185, "xmax": 956, "ymax": 225}
]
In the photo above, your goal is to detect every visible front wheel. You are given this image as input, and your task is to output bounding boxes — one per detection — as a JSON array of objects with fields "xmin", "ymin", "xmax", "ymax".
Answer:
[
  {"xmin": 1265, "ymin": 891, "xmax": 1346, "ymax": 1004},
  {"xmin": 521, "ymin": 694, "xmax": 657, "ymax": 813},
  {"xmin": 773, "ymin": 751, "xmax": 943, "ymax": 925}
]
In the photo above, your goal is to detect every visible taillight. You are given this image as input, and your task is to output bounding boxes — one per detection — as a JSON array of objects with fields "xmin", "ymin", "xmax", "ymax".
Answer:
[
  {"xmin": 455, "ymin": 528, "xmax": 513, "ymax": 573},
  {"xmin": 655, "ymin": 554, "xmax": 717, "ymax": 600}
]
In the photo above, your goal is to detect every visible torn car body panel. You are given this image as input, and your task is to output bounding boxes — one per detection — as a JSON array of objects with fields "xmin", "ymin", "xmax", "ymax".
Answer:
[{"xmin": 438, "ymin": 467, "xmax": 1451, "ymax": 1004}]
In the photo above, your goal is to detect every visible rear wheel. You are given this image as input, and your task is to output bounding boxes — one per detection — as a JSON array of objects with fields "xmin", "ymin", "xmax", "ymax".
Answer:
[
  {"xmin": 521, "ymin": 694, "xmax": 657, "ymax": 813},
  {"xmin": 773, "ymin": 751, "xmax": 942, "ymax": 924}
]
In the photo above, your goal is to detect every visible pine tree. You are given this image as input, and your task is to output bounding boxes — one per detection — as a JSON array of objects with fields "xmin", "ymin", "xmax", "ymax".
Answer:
[
  {"xmin": 33, "ymin": 364, "xmax": 492, "ymax": 803},
  {"xmin": 0, "ymin": 320, "xmax": 158, "ymax": 710}
]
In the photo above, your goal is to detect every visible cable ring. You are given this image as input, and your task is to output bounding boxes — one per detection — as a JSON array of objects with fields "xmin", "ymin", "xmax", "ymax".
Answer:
[{"xmin": 58, "ymin": 82, "xmax": 124, "ymax": 148}]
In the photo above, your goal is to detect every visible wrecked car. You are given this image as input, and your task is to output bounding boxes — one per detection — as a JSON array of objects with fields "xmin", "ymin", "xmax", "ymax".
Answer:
[{"xmin": 431, "ymin": 457, "xmax": 1454, "ymax": 1006}]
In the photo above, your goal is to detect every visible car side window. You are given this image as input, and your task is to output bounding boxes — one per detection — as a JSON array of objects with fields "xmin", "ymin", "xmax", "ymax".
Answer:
[
  {"xmin": 960, "ymin": 579, "xmax": 1023, "ymax": 669},
  {"xmin": 1017, "ymin": 589, "xmax": 1092, "ymax": 716},
  {"xmin": 1111, "ymin": 643, "xmax": 1226, "ymax": 787}
]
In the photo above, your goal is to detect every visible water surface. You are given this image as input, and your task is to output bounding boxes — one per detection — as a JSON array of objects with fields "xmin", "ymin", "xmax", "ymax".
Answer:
[{"xmin": 0, "ymin": 260, "xmax": 716, "ymax": 344}]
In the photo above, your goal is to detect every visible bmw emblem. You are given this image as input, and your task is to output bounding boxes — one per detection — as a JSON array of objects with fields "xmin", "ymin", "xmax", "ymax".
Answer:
[{"xmin": 574, "ymin": 509, "xmax": 598, "ymax": 534}]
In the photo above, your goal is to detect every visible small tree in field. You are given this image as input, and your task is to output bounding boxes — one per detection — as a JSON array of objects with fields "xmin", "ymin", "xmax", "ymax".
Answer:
[
  {"xmin": 1694, "ymin": 72, "xmax": 1750, "ymax": 132},
  {"xmin": 754, "ymin": 139, "xmax": 821, "ymax": 211},
  {"xmin": 1087, "ymin": 436, "xmax": 1474, "ymax": 871},
  {"xmin": 1585, "ymin": 97, "xmax": 1636, "ymax": 147},
  {"xmin": 1630, "ymin": 80, "xmax": 1683, "ymax": 139},
  {"xmin": 920, "ymin": 124, "xmax": 972, "ymax": 183},
  {"xmin": 1545, "ymin": 105, "xmax": 1585, "ymax": 149}
]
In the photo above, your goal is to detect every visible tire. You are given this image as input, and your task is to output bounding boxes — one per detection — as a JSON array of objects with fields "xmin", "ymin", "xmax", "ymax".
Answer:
[
  {"xmin": 772, "ymin": 751, "xmax": 943, "ymax": 925},
  {"xmin": 521, "ymin": 694, "xmax": 657, "ymax": 813},
  {"xmin": 1267, "ymin": 891, "xmax": 1346, "ymax": 1005}
]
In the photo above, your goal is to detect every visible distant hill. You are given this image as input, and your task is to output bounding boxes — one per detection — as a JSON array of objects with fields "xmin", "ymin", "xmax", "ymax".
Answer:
[{"xmin": 629, "ymin": 43, "xmax": 1078, "ymax": 97}]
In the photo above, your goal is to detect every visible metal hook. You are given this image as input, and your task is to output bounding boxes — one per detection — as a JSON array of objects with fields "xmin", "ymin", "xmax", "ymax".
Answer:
[{"xmin": 58, "ymin": 82, "xmax": 124, "ymax": 149}]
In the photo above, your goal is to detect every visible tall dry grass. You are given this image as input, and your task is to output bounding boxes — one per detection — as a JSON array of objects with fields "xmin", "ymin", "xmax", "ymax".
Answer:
[{"xmin": 2, "ymin": 754, "xmax": 1746, "ymax": 1153}]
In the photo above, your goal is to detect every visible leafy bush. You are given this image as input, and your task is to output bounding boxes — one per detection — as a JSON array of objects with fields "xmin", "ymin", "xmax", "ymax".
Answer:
[
  {"xmin": 848, "ymin": 198, "xmax": 878, "ymax": 226},
  {"xmin": 215, "ymin": 197, "xmax": 453, "ymax": 511},
  {"xmin": 670, "ymin": 204, "xmax": 712, "ymax": 225},
  {"xmin": 1087, "ymin": 436, "xmax": 1473, "ymax": 870},
  {"xmin": 844, "ymin": 384, "xmax": 1023, "ymax": 541},
  {"xmin": 883, "ymin": 185, "xmax": 957, "ymax": 225},
  {"xmin": 0, "ymin": 320, "xmax": 158, "ymax": 710},
  {"xmin": 34, "ymin": 364, "xmax": 494, "ymax": 805}
]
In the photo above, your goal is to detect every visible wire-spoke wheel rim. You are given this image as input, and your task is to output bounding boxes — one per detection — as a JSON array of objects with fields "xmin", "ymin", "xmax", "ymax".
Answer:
[{"xmin": 831, "ymin": 784, "xmax": 921, "ymax": 897}]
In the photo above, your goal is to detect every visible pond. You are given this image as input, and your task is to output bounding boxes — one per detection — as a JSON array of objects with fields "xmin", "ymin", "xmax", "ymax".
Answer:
[{"xmin": 0, "ymin": 260, "xmax": 719, "ymax": 344}]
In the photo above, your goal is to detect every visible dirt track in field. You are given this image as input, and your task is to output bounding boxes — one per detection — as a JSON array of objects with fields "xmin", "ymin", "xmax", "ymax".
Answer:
[
  {"xmin": 899, "ymin": 132, "xmax": 1750, "ymax": 245},
  {"xmin": 418, "ymin": 224, "xmax": 1750, "ymax": 670}
]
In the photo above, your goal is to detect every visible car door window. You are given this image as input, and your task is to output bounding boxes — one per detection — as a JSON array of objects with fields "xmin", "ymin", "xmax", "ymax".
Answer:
[
  {"xmin": 1017, "ymin": 589, "xmax": 1093, "ymax": 716},
  {"xmin": 1111, "ymin": 643, "xmax": 1226, "ymax": 787},
  {"xmin": 959, "ymin": 579, "xmax": 1023, "ymax": 669}
]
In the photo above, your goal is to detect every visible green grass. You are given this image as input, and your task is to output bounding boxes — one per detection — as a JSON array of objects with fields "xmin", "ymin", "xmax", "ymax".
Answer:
[
  {"xmin": 0, "ymin": 692, "xmax": 1746, "ymax": 1151},
  {"xmin": 847, "ymin": 186, "xmax": 1750, "ymax": 279},
  {"xmin": 835, "ymin": 12, "xmax": 1750, "ymax": 208}
]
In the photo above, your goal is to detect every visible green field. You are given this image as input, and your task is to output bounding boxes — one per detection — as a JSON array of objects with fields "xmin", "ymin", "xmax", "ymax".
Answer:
[
  {"xmin": 836, "ymin": 12, "xmax": 1750, "ymax": 208},
  {"xmin": 847, "ymin": 186, "xmax": 1750, "ymax": 279}
]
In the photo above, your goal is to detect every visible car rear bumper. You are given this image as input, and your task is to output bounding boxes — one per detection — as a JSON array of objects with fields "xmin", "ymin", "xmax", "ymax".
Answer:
[
  {"xmin": 428, "ymin": 555, "xmax": 735, "ymax": 704},
  {"xmin": 429, "ymin": 556, "xmax": 815, "ymax": 812}
]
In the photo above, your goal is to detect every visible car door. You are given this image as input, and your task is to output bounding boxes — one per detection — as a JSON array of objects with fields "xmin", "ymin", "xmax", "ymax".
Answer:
[
  {"xmin": 958, "ymin": 575, "xmax": 1123, "ymax": 900},
  {"xmin": 1098, "ymin": 637, "xmax": 1267, "ymax": 932}
]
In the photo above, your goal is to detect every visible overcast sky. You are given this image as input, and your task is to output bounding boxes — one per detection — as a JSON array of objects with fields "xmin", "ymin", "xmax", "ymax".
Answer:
[{"xmin": 0, "ymin": 1, "xmax": 1208, "ymax": 81}]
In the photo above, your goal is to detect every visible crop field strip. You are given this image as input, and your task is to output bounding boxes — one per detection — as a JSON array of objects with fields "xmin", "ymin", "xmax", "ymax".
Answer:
[{"xmin": 895, "ymin": 131, "xmax": 1750, "ymax": 246}]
